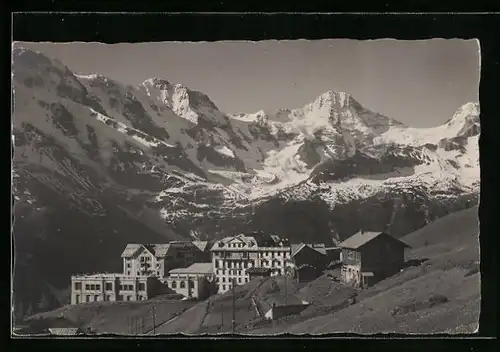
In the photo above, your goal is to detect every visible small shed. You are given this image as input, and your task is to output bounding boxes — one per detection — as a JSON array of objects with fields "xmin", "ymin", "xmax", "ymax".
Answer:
[{"xmin": 260, "ymin": 294, "xmax": 310, "ymax": 320}]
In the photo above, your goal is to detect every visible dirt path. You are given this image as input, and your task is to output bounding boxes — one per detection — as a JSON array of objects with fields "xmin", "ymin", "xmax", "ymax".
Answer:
[{"xmin": 151, "ymin": 301, "xmax": 209, "ymax": 335}]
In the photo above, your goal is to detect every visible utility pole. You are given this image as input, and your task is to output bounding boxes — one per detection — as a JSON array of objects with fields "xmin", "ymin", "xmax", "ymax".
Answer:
[
  {"xmin": 284, "ymin": 271, "xmax": 288, "ymax": 305},
  {"xmin": 151, "ymin": 305, "xmax": 156, "ymax": 335},
  {"xmin": 231, "ymin": 278, "xmax": 236, "ymax": 333},
  {"xmin": 220, "ymin": 303, "xmax": 224, "ymax": 329}
]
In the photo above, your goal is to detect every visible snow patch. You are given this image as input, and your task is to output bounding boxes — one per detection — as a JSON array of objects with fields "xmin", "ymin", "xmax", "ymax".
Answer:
[{"xmin": 215, "ymin": 146, "xmax": 235, "ymax": 158}]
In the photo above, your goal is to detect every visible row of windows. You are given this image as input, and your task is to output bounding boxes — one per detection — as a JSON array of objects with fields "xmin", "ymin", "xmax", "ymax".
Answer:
[
  {"xmin": 74, "ymin": 283, "xmax": 106, "ymax": 291},
  {"xmin": 126, "ymin": 270, "xmax": 162, "ymax": 276},
  {"xmin": 216, "ymin": 269, "xmax": 247, "ymax": 276},
  {"xmin": 74, "ymin": 282, "xmax": 146, "ymax": 291},
  {"xmin": 214, "ymin": 251, "xmax": 290, "ymax": 258},
  {"xmin": 169, "ymin": 280, "xmax": 192, "ymax": 289},
  {"xmin": 215, "ymin": 261, "xmax": 252, "ymax": 269},
  {"xmin": 261, "ymin": 252, "xmax": 289, "ymax": 258},
  {"xmin": 74, "ymin": 294, "xmax": 146, "ymax": 304},
  {"xmin": 216, "ymin": 277, "xmax": 249, "ymax": 284}
]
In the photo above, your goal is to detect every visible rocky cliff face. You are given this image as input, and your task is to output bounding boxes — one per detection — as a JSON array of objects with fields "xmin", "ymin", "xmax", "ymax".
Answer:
[{"xmin": 11, "ymin": 46, "xmax": 480, "ymax": 315}]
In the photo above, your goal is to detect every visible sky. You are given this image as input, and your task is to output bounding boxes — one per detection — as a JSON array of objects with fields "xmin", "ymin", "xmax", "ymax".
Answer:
[{"xmin": 19, "ymin": 39, "xmax": 480, "ymax": 128}]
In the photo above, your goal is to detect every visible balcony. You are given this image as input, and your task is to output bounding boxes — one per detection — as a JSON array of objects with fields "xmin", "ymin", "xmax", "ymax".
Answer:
[{"xmin": 223, "ymin": 253, "xmax": 250, "ymax": 260}]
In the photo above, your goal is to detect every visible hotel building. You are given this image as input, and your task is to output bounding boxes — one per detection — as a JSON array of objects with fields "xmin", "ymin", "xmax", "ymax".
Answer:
[{"xmin": 210, "ymin": 232, "xmax": 291, "ymax": 293}]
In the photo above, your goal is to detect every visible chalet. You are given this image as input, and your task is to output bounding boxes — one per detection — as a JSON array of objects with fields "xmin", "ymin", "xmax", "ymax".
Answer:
[
  {"xmin": 338, "ymin": 231, "xmax": 411, "ymax": 288},
  {"xmin": 290, "ymin": 244, "xmax": 327, "ymax": 282}
]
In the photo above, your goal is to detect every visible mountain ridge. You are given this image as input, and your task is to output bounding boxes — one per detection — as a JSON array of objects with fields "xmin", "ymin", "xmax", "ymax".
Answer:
[{"xmin": 11, "ymin": 46, "xmax": 480, "ymax": 315}]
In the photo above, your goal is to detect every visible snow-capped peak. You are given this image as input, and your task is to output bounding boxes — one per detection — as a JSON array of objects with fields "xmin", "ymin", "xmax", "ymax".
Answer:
[
  {"xmin": 142, "ymin": 77, "xmax": 172, "ymax": 89},
  {"xmin": 315, "ymin": 90, "xmax": 353, "ymax": 109},
  {"xmin": 447, "ymin": 102, "xmax": 480, "ymax": 125}
]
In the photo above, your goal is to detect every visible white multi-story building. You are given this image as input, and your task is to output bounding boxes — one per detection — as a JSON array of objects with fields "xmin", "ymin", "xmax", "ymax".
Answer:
[
  {"xmin": 69, "ymin": 241, "xmax": 212, "ymax": 306},
  {"xmin": 120, "ymin": 242, "xmax": 210, "ymax": 278},
  {"xmin": 210, "ymin": 232, "xmax": 291, "ymax": 293},
  {"xmin": 70, "ymin": 273, "xmax": 162, "ymax": 304}
]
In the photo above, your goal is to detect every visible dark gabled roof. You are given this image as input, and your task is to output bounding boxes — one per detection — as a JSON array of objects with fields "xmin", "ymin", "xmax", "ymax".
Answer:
[
  {"xmin": 338, "ymin": 231, "xmax": 411, "ymax": 250},
  {"xmin": 291, "ymin": 243, "xmax": 327, "ymax": 257}
]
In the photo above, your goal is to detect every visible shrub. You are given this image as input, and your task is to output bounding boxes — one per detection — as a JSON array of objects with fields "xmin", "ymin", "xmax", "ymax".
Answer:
[{"xmin": 428, "ymin": 294, "xmax": 449, "ymax": 307}]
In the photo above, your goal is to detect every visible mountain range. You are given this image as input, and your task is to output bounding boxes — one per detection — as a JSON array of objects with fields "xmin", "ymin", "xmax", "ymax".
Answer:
[{"xmin": 11, "ymin": 45, "xmax": 480, "ymax": 315}]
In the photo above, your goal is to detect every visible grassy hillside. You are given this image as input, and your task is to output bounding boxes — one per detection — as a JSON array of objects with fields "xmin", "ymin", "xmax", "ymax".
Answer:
[
  {"xmin": 20, "ymin": 207, "xmax": 480, "ymax": 335},
  {"xmin": 22, "ymin": 297, "xmax": 196, "ymax": 335},
  {"xmin": 248, "ymin": 206, "xmax": 480, "ymax": 335}
]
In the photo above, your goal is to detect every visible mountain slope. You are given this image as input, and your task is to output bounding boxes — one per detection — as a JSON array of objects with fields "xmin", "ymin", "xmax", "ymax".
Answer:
[
  {"xmin": 245, "ymin": 206, "xmax": 480, "ymax": 334},
  {"xmin": 11, "ymin": 46, "xmax": 480, "ymax": 316}
]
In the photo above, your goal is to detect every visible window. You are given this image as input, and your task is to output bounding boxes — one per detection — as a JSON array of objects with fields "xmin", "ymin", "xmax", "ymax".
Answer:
[
  {"xmin": 222, "ymin": 285, "xmax": 226, "ymax": 290},
  {"xmin": 245, "ymin": 278, "xmax": 249, "ymax": 283},
  {"xmin": 216, "ymin": 277, "xmax": 220, "ymax": 282},
  {"xmin": 222, "ymin": 277, "xmax": 226, "ymax": 283},
  {"xmin": 127, "ymin": 271, "xmax": 131, "ymax": 275},
  {"xmin": 74, "ymin": 282, "xmax": 82, "ymax": 290},
  {"xmin": 128, "ymin": 285, "xmax": 134, "ymax": 291},
  {"xmin": 138, "ymin": 283, "xmax": 146, "ymax": 291},
  {"xmin": 238, "ymin": 278, "xmax": 242, "ymax": 283},
  {"xmin": 171, "ymin": 281, "xmax": 177, "ymax": 289},
  {"xmin": 180, "ymin": 281, "xmax": 186, "ymax": 288},
  {"xmin": 85, "ymin": 284, "xmax": 90, "ymax": 290},
  {"xmin": 127, "ymin": 263, "xmax": 131, "ymax": 268},
  {"xmin": 85, "ymin": 295, "xmax": 90, "ymax": 302},
  {"xmin": 95, "ymin": 284, "xmax": 101, "ymax": 291},
  {"xmin": 75, "ymin": 295, "xmax": 80, "ymax": 304},
  {"xmin": 105, "ymin": 283, "xmax": 113, "ymax": 291},
  {"xmin": 157, "ymin": 271, "xmax": 160, "ymax": 276},
  {"xmin": 141, "ymin": 257, "xmax": 145, "ymax": 262}
]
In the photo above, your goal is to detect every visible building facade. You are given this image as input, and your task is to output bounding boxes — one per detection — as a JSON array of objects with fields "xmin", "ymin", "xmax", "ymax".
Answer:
[
  {"xmin": 165, "ymin": 263, "xmax": 215, "ymax": 299},
  {"xmin": 339, "ymin": 231, "xmax": 411, "ymax": 288},
  {"xmin": 70, "ymin": 274, "xmax": 163, "ymax": 304},
  {"xmin": 121, "ymin": 242, "xmax": 205, "ymax": 278},
  {"xmin": 210, "ymin": 232, "xmax": 291, "ymax": 293}
]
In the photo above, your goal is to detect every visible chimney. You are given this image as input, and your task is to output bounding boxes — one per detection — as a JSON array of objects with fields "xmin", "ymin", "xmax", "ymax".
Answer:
[{"xmin": 360, "ymin": 229, "xmax": 364, "ymax": 235}]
